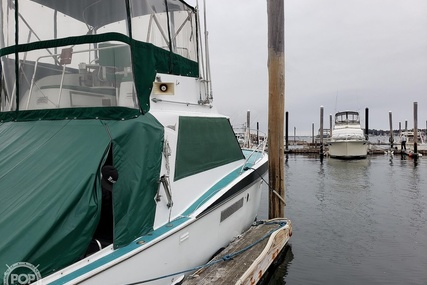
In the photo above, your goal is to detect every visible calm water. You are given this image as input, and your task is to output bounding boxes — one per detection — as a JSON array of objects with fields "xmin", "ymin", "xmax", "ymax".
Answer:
[{"xmin": 258, "ymin": 154, "xmax": 427, "ymax": 285}]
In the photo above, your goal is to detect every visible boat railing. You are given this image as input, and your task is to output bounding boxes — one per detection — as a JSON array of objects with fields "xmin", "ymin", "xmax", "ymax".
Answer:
[
  {"xmin": 234, "ymin": 127, "xmax": 267, "ymax": 149},
  {"xmin": 240, "ymin": 136, "xmax": 268, "ymax": 174},
  {"xmin": 331, "ymin": 134, "xmax": 366, "ymax": 141}
]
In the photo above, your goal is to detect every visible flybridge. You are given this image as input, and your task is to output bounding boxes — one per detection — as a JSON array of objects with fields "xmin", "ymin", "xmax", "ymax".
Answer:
[
  {"xmin": 334, "ymin": 111, "xmax": 361, "ymax": 125},
  {"xmin": 0, "ymin": 0, "xmax": 201, "ymax": 119}
]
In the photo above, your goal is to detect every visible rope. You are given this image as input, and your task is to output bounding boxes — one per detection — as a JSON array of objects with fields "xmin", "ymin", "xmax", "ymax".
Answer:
[
  {"xmin": 244, "ymin": 167, "xmax": 286, "ymax": 206},
  {"xmin": 122, "ymin": 220, "xmax": 286, "ymax": 285}
]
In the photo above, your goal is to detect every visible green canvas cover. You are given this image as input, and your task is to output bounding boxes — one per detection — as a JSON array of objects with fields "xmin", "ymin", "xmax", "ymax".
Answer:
[
  {"xmin": 106, "ymin": 116, "xmax": 164, "ymax": 248},
  {"xmin": 0, "ymin": 114, "xmax": 163, "ymax": 281}
]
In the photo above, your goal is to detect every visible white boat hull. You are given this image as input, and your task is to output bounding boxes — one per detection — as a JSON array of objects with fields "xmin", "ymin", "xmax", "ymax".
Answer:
[
  {"xmin": 406, "ymin": 143, "xmax": 427, "ymax": 152},
  {"xmin": 41, "ymin": 178, "xmax": 264, "ymax": 285},
  {"xmin": 328, "ymin": 140, "xmax": 368, "ymax": 159}
]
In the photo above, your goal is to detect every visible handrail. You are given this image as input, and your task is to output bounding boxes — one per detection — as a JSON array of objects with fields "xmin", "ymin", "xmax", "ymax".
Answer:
[{"xmin": 240, "ymin": 137, "xmax": 268, "ymax": 174}]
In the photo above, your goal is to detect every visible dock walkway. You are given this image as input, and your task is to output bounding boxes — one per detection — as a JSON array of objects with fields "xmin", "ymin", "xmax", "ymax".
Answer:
[{"xmin": 181, "ymin": 219, "xmax": 292, "ymax": 285}]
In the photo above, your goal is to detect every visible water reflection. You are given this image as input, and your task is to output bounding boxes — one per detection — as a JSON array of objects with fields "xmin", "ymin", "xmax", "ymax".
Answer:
[
  {"xmin": 315, "ymin": 162, "xmax": 326, "ymax": 205},
  {"xmin": 326, "ymin": 158, "xmax": 371, "ymax": 191}
]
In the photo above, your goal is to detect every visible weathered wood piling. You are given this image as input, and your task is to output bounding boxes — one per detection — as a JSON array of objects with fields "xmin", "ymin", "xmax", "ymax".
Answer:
[{"xmin": 267, "ymin": 0, "xmax": 285, "ymax": 219}]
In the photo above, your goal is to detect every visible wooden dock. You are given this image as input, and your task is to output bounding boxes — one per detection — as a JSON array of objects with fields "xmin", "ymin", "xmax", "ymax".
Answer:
[{"xmin": 181, "ymin": 218, "xmax": 292, "ymax": 285}]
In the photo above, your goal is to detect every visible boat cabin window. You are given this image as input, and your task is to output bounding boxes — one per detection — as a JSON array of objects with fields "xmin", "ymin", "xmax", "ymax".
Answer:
[
  {"xmin": 0, "ymin": 0, "xmax": 137, "ymax": 111},
  {"xmin": 3, "ymin": 42, "xmax": 138, "ymax": 111},
  {"xmin": 130, "ymin": 0, "xmax": 198, "ymax": 61},
  {"xmin": 335, "ymin": 112, "xmax": 360, "ymax": 124}
]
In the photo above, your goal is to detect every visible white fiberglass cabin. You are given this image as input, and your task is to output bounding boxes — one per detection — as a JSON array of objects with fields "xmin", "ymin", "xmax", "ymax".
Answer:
[
  {"xmin": 403, "ymin": 130, "xmax": 427, "ymax": 152},
  {"xmin": 328, "ymin": 111, "xmax": 368, "ymax": 159},
  {"xmin": 0, "ymin": 1, "xmax": 269, "ymax": 285}
]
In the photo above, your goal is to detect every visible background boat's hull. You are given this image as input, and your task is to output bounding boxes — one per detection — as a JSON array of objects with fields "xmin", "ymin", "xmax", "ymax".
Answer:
[{"xmin": 329, "ymin": 141, "xmax": 368, "ymax": 159}]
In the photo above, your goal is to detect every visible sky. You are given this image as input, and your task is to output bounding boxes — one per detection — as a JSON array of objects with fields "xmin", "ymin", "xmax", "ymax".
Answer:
[{"xmin": 188, "ymin": 0, "xmax": 427, "ymax": 136}]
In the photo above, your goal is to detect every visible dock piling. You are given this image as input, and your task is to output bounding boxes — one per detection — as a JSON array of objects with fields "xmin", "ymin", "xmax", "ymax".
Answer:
[
  {"xmin": 267, "ymin": 0, "xmax": 285, "ymax": 219},
  {"xmin": 312, "ymin": 123, "xmax": 314, "ymax": 145},
  {"xmin": 319, "ymin": 106, "xmax": 324, "ymax": 159},
  {"xmin": 389, "ymin": 111, "xmax": 394, "ymax": 149},
  {"xmin": 365, "ymin": 108, "xmax": 369, "ymax": 139},
  {"xmin": 285, "ymin": 112, "xmax": 289, "ymax": 151},
  {"xmin": 414, "ymin": 102, "xmax": 418, "ymax": 154},
  {"xmin": 405, "ymin": 120, "xmax": 408, "ymax": 134},
  {"xmin": 293, "ymin": 127, "xmax": 296, "ymax": 145},
  {"xmin": 246, "ymin": 110, "xmax": 250, "ymax": 148}
]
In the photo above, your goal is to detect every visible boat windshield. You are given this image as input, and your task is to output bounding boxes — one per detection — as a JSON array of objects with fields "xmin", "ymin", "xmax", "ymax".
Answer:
[
  {"xmin": 0, "ymin": 0, "xmax": 197, "ymax": 113},
  {"xmin": 335, "ymin": 111, "xmax": 360, "ymax": 125}
]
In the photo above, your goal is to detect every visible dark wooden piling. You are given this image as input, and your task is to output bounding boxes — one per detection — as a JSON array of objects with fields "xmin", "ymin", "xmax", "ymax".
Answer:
[
  {"xmin": 365, "ymin": 108, "xmax": 369, "ymax": 139},
  {"xmin": 389, "ymin": 111, "xmax": 394, "ymax": 149},
  {"xmin": 414, "ymin": 102, "xmax": 418, "ymax": 154},
  {"xmin": 311, "ymin": 123, "xmax": 315, "ymax": 145},
  {"xmin": 246, "ymin": 110, "xmax": 250, "ymax": 148},
  {"xmin": 285, "ymin": 112, "xmax": 289, "ymax": 151},
  {"xmin": 319, "ymin": 106, "xmax": 324, "ymax": 158}
]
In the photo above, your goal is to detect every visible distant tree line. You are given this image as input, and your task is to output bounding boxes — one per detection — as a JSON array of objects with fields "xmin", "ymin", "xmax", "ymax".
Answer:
[{"xmin": 367, "ymin": 129, "xmax": 427, "ymax": 136}]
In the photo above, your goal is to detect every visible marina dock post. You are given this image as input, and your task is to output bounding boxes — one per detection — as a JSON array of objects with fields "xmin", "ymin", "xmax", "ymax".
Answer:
[
  {"xmin": 365, "ymin": 108, "xmax": 369, "ymax": 139},
  {"xmin": 329, "ymin": 114, "xmax": 333, "ymax": 138},
  {"xmin": 293, "ymin": 127, "xmax": 296, "ymax": 145},
  {"xmin": 246, "ymin": 110, "xmax": 251, "ymax": 148},
  {"xmin": 389, "ymin": 111, "xmax": 394, "ymax": 149},
  {"xmin": 267, "ymin": 0, "xmax": 285, "ymax": 219},
  {"xmin": 312, "ymin": 123, "xmax": 315, "ymax": 145},
  {"xmin": 285, "ymin": 112, "xmax": 289, "ymax": 151},
  {"xmin": 414, "ymin": 102, "xmax": 418, "ymax": 154},
  {"xmin": 319, "ymin": 106, "xmax": 324, "ymax": 159}
]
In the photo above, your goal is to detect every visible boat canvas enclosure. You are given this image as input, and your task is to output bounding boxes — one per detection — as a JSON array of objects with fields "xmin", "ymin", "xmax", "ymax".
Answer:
[
  {"xmin": 0, "ymin": 0, "xmax": 199, "ymax": 118},
  {"xmin": 0, "ymin": 116, "xmax": 164, "ymax": 278},
  {"xmin": 0, "ymin": 0, "xmax": 204, "ymax": 280}
]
